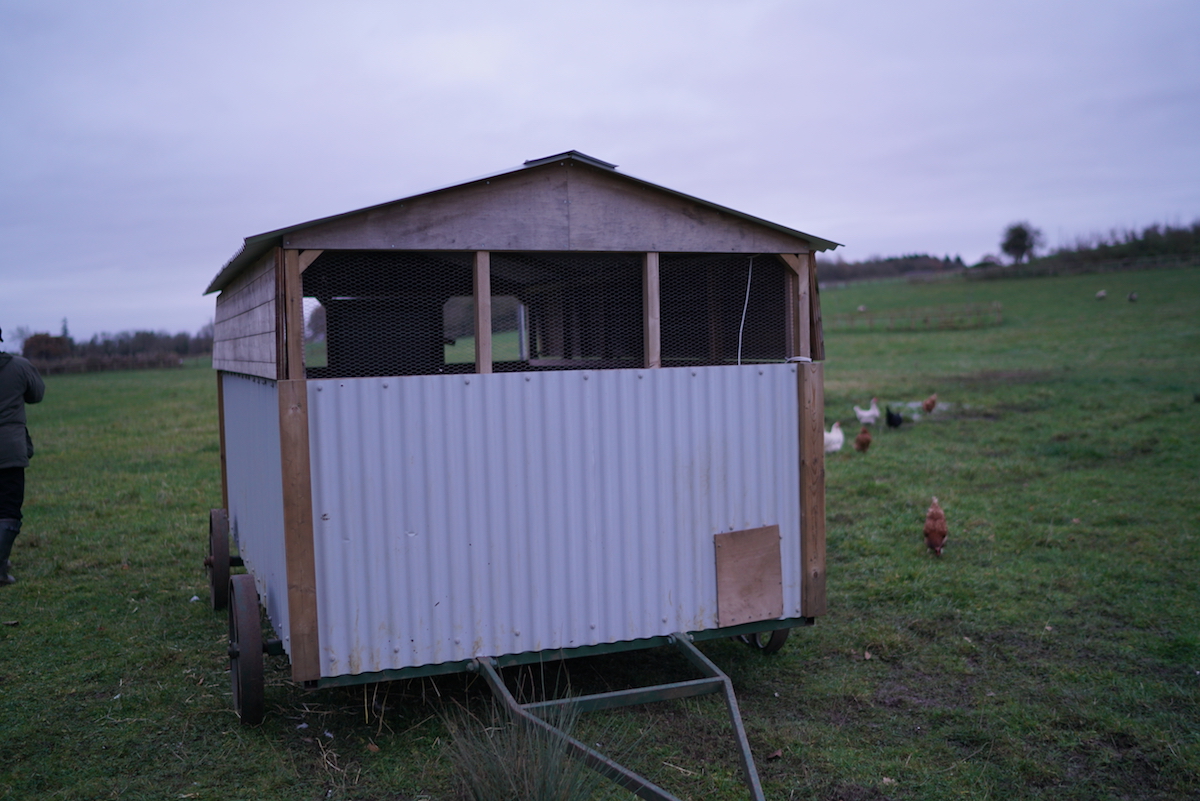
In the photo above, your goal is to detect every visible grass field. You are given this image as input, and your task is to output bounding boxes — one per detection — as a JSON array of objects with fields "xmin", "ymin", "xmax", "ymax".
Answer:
[{"xmin": 1, "ymin": 267, "xmax": 1197, "ymax": 800}]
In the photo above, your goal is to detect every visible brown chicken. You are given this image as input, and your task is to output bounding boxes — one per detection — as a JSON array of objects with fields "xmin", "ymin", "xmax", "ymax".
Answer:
[
  {"xmin": 853, "ymin": 426, "xmax": 872, "ymax": 453},
  {"xmin": 923, "ymin": 393, "xmax": 938, "ymax": 413},
  {"xmin": 924, "ymin": 497, "xmax": 948, "ymax": 556}
]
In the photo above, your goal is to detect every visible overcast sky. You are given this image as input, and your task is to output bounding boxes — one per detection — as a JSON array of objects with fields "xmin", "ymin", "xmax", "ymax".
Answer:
[{"xmin": 2, "ymin": 0, "xmax": 1197, "ymax": 342}]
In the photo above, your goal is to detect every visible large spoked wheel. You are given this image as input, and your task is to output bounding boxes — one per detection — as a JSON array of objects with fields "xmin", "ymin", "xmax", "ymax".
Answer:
[
  {"xmin": 207, "ymin": 508, "xmax": 230, "ymax": 611},
  {"xmin": 738, "ymin": 628, "xmax": 790, "ymax": 655},
  {"xmin": 228, "ymin": 573, "xmax": 264, "ymax": 726}
]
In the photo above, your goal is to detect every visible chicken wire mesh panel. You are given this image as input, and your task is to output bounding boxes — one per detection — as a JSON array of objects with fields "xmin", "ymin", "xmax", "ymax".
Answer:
[
  {"xmin": 438, "ymin": 294, "xmax": 529, "ymax": 365},
  {"xmin": 301, "ymin": 251, "xmax": 475, "ymax": 378},
  {"xmin": 490, "ymin": 252, "xmax": 644, "ymax": 371},
  {"xmin": 660, "ymin": 254, "xmax": 787, "ymax": 367}
]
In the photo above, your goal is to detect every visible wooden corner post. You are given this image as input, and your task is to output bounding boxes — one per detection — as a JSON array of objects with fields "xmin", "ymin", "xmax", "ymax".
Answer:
[
  {"xmin": 279, "ymin": 249, "xmax": 320, "ymax": 682},
  {"xmin": 789, "ymin": 249, "xmax": 826, "ymax": 617},
  {"xmin": 798, "ymin": 361, "xmax": 827, "ymax": 617}
]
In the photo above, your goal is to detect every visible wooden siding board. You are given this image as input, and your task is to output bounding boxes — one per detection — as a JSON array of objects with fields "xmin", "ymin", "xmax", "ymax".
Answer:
[
  {"xmin": 284, "ymin": 167, "xmax": 571, "ymax": 251},
  {"xmin": 214, "ymin": 331, "xmax": 276, "ymax": 363},
  {"xmin": 565, "ymin": 166, "xmax": 814, "ymax": 253},
  {"xmin": 220, "ymin": 248, "xmax": 274, "ymax": 294},
  {"xmin": 215, "ymin": 252, "xmax": 276, "ymax": 323},
  {"xmin": 214, "ymin": 273, "xmax": 274, "ymax": 324},
  {"xmin": 213, "ymin": 360, "xmax": 276, "ymax": 380},
  {"xmin": 214, "ymin": 303, "xmax": 275, "ymax": 341},
  {"xmin": 278, "ymin": 162, "xmax": 815, "ymax": 254},
  {"xmin": 214, "ymin": 246, "xmax": 277, "ymax": 380}
]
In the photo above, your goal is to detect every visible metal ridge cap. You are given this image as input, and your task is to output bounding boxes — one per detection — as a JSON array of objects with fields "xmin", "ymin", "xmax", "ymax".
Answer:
[{"xmin": 523, "ymin": 150, "xmax": 618, "ymax": 170}]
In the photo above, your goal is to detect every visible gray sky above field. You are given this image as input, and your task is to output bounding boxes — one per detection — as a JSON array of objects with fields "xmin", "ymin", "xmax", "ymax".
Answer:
[{"xmin": 2, "ymin": 0, "xmax": 1197, "ymax": 342}]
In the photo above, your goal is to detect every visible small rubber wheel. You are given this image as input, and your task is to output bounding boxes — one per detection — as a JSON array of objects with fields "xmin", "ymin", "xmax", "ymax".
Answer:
[
  {"xmin": 207, "ymin": 509, "xmax": 230, "ymax": 611},
  {"xmin": 738, "ymin": 629, "xmax": 789, "ymax": 655},
  {"xmin": 229, "ymin": 573, "xmax": 264, "ymax": 726}
]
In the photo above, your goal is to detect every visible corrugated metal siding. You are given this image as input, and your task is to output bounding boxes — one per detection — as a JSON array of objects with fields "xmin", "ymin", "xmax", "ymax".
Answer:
[
  {"xmin": 222, "ymin": 373, "xmax": 292, "ymax": 654},
  {"xmin": 306, "ymin": 364, "xmax": 801, "ymax": 678}
]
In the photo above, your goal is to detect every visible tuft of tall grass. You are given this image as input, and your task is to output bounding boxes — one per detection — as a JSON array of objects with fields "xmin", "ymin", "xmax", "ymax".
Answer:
[{"xmin": 444, "ymin": 703, "xmax": 605, "ymax": 801}]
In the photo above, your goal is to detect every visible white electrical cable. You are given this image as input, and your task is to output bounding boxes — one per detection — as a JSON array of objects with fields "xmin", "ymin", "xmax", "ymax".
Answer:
[{"xmin": 737, "ymin": 255, "xmax": 755, "ymax": 366}]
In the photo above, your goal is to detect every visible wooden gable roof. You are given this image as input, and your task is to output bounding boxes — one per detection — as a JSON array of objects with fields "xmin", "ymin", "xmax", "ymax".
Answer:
[{"xmin": 206, "ymin": 151, "xmax": 839, "ymax": 294}]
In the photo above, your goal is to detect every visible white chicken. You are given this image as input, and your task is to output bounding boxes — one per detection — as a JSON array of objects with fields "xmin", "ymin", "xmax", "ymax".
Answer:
[
  {"xmin": 854, "ymin": 398, "xmax": 880, "ymax": 425},
  {"xmin": 824, "ymin": 421, "xmax": 844, "ymax": 453}
]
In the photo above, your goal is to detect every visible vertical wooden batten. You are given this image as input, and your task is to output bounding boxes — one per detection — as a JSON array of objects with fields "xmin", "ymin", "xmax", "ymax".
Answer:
[
  {"xmin": 642, "ymin": 252, "xmax": 661, "ymax": 368},
  {"xmin": 782, "ymin": 259, "xmax": 799, "ymax": 361},
  {"xmin": 808, "ymin": 253, "xmax": 825, "ymax": 362},
  {"xmin": 797, "ymin": 257, "xmax": 812, "ymax": 360},
  {"xmin": 798, "ymin": 362, "xmax": 827, "ymax": 617},
  {"xmin": 273, "ymin": 247, "xmax": 287, "ymax": 381},
  {"xmin": 283, "ymin": 250, "xmax": 306, "ymax": 380},
  {"xmin": 779, "ymin": 253, "xmax": 812, "ymax": 359},
  {"xmin": 474, "ymin": 251, "xmax": 493, "ymax": 374},
  {"xmin": 278, "ymin": 379, "xmax": 320, "ymax": 681},
  {"xmin": 216, "ymin": 371, "xmax": 228, "ymax": 511}
]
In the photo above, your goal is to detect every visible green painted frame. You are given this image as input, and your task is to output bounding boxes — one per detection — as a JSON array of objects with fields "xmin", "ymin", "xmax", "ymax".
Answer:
[{"xmin": 308, "ymin": 616, "xmax": 814, "ymax": 689}]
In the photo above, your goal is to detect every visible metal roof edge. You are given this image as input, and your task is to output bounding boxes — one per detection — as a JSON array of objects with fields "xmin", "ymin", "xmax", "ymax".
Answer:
[
  {"xmin": 205, "ymin": 232, "xmax": 281, "ymax": 295},
  {"xmin": 524, "ymin": 150, "xmax": 618, "ymax": 169},
  {"xmin": 204, "ymin": 152, "xmax": 841, "ymax": 295}
]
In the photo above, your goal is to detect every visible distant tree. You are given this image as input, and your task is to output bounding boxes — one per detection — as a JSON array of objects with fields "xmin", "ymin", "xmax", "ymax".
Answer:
[
  {"xmin": 5, "ymin": 326, "xmax": 33, "ymax": 352},
  {"xmin": 1001, "ymin": 222, "xmax": 1045, "ymax": 264},
  {"xmin": 23, "ymin": 333, "xmax": 72, "ymax": 360},
  {"xmin": 307, "ymin": 304, "xmax": 327, "ymax": 342},
  {"xmin": 191, "ymin": 321, "xmax": 214, "ymax": 355}
]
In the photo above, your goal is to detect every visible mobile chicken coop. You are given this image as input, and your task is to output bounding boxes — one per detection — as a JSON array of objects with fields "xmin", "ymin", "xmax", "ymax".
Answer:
[{"xmin": 204, "ymin": 152, "xmax": 836, "ymax": 797}]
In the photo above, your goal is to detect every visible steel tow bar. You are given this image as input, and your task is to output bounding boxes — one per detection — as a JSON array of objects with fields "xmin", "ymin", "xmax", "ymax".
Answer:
[{"xmin": 473, "ymin": 632, "xmax": 766, "ymax": 801}]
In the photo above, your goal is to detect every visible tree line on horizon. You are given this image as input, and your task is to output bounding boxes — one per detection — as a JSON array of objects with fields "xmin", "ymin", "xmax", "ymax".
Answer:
[
  {"xmin": 819, "ymin": 219, "xmax": 1200, "ymax": 282},
  {"xmin": 816, "ymin": 253, "xmax": 965, "ymax": 283},
  {"xmin": 15, "ymin": 322, "xmax": 213, "ymax": 371},
  {"xmin": 1028, "ymin": 219, "xmax": 1200, "ymax": 268}
]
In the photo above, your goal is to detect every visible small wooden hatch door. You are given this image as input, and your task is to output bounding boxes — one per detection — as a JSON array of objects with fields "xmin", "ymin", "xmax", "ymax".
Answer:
[{"xmin": 714, "ymin": 525, "xmax": 784, "ymax": 627}]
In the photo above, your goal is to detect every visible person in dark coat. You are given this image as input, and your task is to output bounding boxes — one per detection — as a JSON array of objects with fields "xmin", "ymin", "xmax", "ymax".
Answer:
[{"xmin": 0, "ymin": 328, "xmax": 46, "ymax": 585}]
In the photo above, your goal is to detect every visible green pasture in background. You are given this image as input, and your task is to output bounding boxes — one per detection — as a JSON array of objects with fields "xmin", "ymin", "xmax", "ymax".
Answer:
[{"xmin": 1, "ymin": 267, "xmax": 1197, "ymax": 800}]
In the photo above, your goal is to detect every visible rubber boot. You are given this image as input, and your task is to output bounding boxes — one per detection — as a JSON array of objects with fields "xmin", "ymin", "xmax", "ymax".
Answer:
[{"xmin": 0, "ymin": 519, "xmax": 20, "ymax": 585}]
